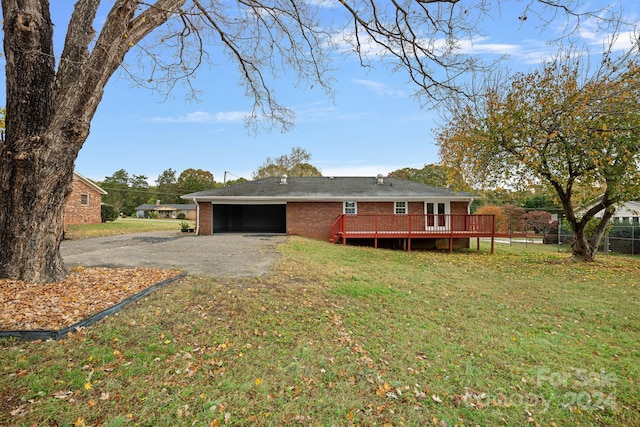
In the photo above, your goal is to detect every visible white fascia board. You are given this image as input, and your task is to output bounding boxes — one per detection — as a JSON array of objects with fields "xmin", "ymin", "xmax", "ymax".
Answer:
[
  {"xmin": 74, "ymin": 171, "xmax": 108, "ymax": 195},
  {"xmin": 191, "ymin": 196, "xmax": 473, "ymax": 204}
]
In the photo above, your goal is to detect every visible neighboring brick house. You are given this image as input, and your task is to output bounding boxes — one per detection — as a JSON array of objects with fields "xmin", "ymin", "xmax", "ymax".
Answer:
[
  {"xmin": 135, "ymin": 202, "xmax": 197, "ymax": 220},
  {"xmin": 182, "ymin": 175, "xmax": 495, "ymax": 251},
  {"xmin": 64, "ymin": 172, "xmax": 107, "ymax": 227}
]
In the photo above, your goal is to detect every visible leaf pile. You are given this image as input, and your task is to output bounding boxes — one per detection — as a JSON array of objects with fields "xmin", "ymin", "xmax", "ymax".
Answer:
[{"xmin": 0, "ymin": 267, "xmax": 183, "ymax": 331}]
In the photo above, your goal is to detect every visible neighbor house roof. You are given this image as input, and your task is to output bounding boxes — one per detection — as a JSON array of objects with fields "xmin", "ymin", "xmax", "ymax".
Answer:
[
  {"xmin": 74, "ymin": 171, "xmax": 107, "ymax": 195},
  {"xmin": 182, "ymin": 176, "xmax": 473, "ymax": 203},
  {"xmin": 136, "ymin": 203, "xmax": 196, "ymax": 211}
]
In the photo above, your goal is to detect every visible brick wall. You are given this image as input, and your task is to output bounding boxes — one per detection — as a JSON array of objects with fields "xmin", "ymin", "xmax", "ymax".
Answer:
[
  {"xmin": 287, "ymin": 201, "xmax": 343, "ymax": 241},
  {"xmin": 198, "ymin": 202, "xmax": 212, "ymax": 235},
  {"xmin": 356, "ymin": 201, "xmax": 389, "ymax": 214},
  {"xmin": 450, "ymin": 201, "xmax": 469, "ymax": 215},
  {"xmin": 64, "ymin": 179, "xmax": 103, "ymax": 226}
]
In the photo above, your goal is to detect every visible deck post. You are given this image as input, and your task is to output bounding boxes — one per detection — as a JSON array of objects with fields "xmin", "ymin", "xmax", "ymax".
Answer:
[
  {"xmin": 490, "ymin": 214, "xmax": 495, "ymax": 254},
  {"xmin": 449, "ymin": 226, "xmax": 453, "ymax": 253},
  {"xmin": 477, "ymin": 237, "xmax": 480, "ymax": 251},
  {"xmin": 408, "ymin": 215, "xmax": 412, "ymax": 251},
  {"xmin": 375, "ymin": 216, "xmax": 379, "ymax": 248}
]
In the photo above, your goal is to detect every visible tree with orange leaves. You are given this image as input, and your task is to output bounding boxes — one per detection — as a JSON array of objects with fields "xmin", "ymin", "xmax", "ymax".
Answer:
[{"xmin": 437, "ymin": 39, "xmax": 640, "ymax": 261}]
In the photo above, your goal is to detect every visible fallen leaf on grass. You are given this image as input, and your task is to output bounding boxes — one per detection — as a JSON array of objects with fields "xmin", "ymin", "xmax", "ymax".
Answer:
[
  {"xmin": 10, "ymin": 404, "xmax": 29, "ymax": 417},
  {"xmin": 52, "ymin": 390, "xmax": 73, "ymax": 399}
]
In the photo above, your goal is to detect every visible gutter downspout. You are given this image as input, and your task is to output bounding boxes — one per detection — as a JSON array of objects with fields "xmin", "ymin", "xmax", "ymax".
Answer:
[{"xmin": 192, "ymin": 199, "xmax": 200, "ymax": 235}]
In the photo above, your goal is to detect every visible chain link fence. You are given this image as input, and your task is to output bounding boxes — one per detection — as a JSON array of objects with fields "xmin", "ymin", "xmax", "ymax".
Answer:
[{"xmin": 553, "ymin": 223, "xmax": 640, "ymax": 256}]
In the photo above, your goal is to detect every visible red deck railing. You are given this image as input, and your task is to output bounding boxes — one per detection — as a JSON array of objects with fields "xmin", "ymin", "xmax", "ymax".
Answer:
[{"xmin": 330, "ymin": 214, "xmax": 496, "ymax": 253}]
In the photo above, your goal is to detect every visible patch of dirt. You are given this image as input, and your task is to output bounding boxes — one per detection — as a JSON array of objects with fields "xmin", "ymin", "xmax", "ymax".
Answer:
[{"xmin": 0, "ymin": 267, "xmax": 183, "ymax": 331}]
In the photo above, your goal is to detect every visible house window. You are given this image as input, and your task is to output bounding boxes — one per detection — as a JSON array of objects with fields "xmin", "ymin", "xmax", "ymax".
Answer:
[
  {"xmin": 344, "ymin": 201, "xmax": 357, "ymax": 215},
  {"xmin": 80, "ymin": 193, "xmax": 89, "ymax": 206},
  {"xmin": 394, "ymin": 201, "xmax": 407, "ymax": 214}
]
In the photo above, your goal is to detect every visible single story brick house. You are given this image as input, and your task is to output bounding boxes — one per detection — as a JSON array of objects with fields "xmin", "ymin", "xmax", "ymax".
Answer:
[
  {"xmin": 135, "ymin": 202, "xmax": 197, "ymax": 220},
  {"xmin": 64, "ymin": 172, "xmax": 108, "ymax": 227},
  {"xmin": 183, "ymin": 175, "xmax": 496, "ymax": 251}
]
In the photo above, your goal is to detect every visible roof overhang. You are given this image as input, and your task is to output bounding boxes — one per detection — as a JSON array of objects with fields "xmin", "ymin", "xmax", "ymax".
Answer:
[
  {"xmin": 187, "ymin": 196, "xmax": 473, "ymax": 204},
  {"xmin": 74, "ymin": 171, "xmax": 107, "ymax": 195}
]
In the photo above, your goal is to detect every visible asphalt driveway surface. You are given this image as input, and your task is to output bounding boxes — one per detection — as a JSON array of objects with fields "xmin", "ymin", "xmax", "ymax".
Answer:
[{"xmin": 61, "ymin": 232, "xmax": 287, "ymax": 277}]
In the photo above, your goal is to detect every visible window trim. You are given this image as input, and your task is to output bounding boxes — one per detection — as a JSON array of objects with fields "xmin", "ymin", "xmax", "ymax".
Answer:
[
  {"xmin": 424, "ymin": 200, "xmax": 450, "ymax": 228},
  {"xmin": 344, "ymin": 201, "xmax": 357, "ymax": 215},
  {"xmin": 80, "ymin": 193, "xmax": 89, "ymax": 206},
  {"xmin": 394, "ymin": 201, "xmax": 407, "ymax": 215}
]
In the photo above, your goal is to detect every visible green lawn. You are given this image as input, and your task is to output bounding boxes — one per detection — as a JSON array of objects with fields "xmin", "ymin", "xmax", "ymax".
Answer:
[
  {"xmin": 1, "ymin": 238, "xmax": 637, "ymax": 426},
  {"xmin": 65, "ymin": 217, "xmax": 195, "ymax": 240}
]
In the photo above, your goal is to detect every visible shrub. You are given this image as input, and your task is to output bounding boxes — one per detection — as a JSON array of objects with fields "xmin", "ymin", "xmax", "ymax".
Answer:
[
  {"xmin": 177, "ymin": 212, "xmax": 186, "ymax": 220},
  {"xmin": 101, "ymin": 204, "xmax": 119, "ymax": 223},
  {"xmin": 501, "ymin": 204, "xmax": 526, "ymax": 233},
  {"xmin": 121, "ymin": 206, "xmax": 136, "ymax": 217},
  {"xmin": 523, "ymin": 210, "xmax": 553, "ymax": 234},
  {"xmin": 476, "ymin": 205, "xmax": 508, "ymax": 234}
]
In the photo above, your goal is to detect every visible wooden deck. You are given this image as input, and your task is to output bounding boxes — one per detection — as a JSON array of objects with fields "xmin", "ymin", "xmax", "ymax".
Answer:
[{"xmin": 330, "ymin": 214, "xmax": 496, "ymax": 253}]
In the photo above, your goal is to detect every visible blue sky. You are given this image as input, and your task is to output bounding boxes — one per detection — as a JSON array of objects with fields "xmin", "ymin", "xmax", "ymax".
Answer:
[{"xmin": 2, "ymin": 2, "xmax": 638, "ymax": 184}]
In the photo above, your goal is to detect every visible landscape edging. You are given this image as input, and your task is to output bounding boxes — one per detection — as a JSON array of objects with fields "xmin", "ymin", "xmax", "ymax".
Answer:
[{"xmin": 0, "ymin": 271, "xmax": 187, "ymax": 341}]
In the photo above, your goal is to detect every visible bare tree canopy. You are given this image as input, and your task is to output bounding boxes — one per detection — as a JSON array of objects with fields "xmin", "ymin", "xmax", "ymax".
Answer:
[{"xmin": 0, "ymin": 0, "xmax": 623, "ymax": 282}]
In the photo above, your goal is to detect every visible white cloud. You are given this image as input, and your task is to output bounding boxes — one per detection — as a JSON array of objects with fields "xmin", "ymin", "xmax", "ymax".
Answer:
[
  {"xmin": 580, "ymin": 28, "xmax": 639, "ymax": 52},
  {"xmin": 352, "ymin": 79, "xmax": 407, "ymax": 97},
  {"xmin": 458, "ymin": 36, "xmax": 521, "ymax": 56},
  {"xmin": 305, "ymin": 0, "xmax": 338, "ymax": 7},
  {"xmin": 293, "ymin": 101, "xmax": 338, "ymax": 122},
  {"xmin": 149, "ymin": 110, "xmax": 248, "ymax": 123}
]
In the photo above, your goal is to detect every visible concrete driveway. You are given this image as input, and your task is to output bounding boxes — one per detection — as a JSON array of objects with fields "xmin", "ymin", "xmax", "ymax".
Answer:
[{"xmin": 61, "ymin": 232, "xmax": 287, "ymax": 277}]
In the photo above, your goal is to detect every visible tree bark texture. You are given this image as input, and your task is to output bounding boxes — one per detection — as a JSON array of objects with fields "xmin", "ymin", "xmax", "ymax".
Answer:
[
  {"xmin": 0, "ymin": 1, "xmax": 73, "ymax": 282},
  {"xmin": 0, "ymin": 0, "xmax": 184, "ymax": 282}
]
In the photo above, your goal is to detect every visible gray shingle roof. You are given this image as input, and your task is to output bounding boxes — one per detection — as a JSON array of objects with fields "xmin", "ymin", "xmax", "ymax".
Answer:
[{"xmin": 182, "ymin": 176, "xmax": 473, "ymax": 201}]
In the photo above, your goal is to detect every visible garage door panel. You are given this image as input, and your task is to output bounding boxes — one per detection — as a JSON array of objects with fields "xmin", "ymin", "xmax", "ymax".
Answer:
[{"xmin": 212, "ymin": 204, "xmax": 285, "ymax": 233}]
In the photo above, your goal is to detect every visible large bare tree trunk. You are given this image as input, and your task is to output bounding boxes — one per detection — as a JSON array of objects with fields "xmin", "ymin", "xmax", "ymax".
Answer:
[
  {"xmin": 1, "ymin": 0, "xmax": 184, "ymax": 282},
  {"xmin": 0, "ymin": 2, "xmax": 78, "ymax": 282}
]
